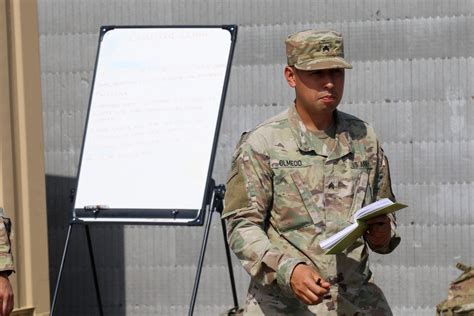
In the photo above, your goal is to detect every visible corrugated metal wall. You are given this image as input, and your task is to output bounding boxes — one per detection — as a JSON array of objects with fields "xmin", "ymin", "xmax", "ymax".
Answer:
[{"xmin": 38, "ymin": 1, "xmax": 474, "ymax": 315}]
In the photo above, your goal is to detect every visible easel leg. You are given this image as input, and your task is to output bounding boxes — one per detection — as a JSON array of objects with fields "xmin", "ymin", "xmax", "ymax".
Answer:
[
  {"xmin": 189, "ymin": 184, "xmax": 239, "ymax": 315},
  {"xmin": 220, "ymin": 218, "xmax": 239, "ymax": 308},
  {"xmin": 188, "ymin": 204, "xmax": 215, "ymax": 316},
  {"xmin": 51, "ymin": 224, "xmax": 73, "ymax": 316},
  {"xmin": 85, "ymin": 225, "xmax": 105, "ymax": 316}
]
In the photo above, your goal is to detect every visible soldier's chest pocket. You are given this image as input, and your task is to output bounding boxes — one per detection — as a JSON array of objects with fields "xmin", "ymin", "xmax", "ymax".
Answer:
[
  {"xmin": 272, "ymin": 168, "xmax": 324, "ymax": 233},
  {"xmin": 326, "ymin": 168, "xmax": 371, "ymax": 220}
]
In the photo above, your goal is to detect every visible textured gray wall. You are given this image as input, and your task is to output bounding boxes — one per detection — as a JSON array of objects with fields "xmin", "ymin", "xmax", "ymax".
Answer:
[{"xmin": 38, "ymin": 0, "xmax": 474, "ymax": 315}]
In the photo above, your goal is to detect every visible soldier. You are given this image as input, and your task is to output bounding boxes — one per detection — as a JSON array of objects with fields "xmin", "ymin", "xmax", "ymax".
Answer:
[
  {"xmin": 437, "ymin": 263, "xmax": 474, "ymax": 315},
  {"xmin": 222, "ymin": 30, "xmax": 399, "ymax": 315},
  {"xmin": 0, "ymin": 208, "xmax": 14, "ymax": 316}
]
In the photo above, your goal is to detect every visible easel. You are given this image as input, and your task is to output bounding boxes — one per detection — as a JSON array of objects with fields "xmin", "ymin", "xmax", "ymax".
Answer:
[
  {"xmin": 51, "ymin": 25, "xmax": 240, "ymax": 315},
  {"xmin": 51, "ymin": 181, "xmax": 241, "ymax": 316}
]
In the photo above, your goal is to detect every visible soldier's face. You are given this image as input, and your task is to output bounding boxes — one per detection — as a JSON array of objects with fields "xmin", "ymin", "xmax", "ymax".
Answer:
[{"xmin": 285, "ymin": 66, "xmax": 345, "ymax": 116}]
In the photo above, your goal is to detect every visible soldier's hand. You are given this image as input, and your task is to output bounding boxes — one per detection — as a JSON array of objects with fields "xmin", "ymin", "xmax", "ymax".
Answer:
[
  {"xmin": 0, "ymin": 272, "xmax": 13, "ymax": 316},
  {"xmin": 365, "ymin": 214, "xmax": 391, "ymax": 248},
  {"xmin": 290, "ymin": 264, "xmax": 330, "ymax": 305}
]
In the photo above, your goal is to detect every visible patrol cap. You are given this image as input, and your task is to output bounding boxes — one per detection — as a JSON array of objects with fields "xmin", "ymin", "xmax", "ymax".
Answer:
[{"xmin": 285, "ymin": 29, "xmax": 352, "ymax": 70}]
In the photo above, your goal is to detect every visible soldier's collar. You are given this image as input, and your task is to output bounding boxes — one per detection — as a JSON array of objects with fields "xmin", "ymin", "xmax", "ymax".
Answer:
[
  {"xmin": 329, "ymin": 110, "xmax": 353, "ymax": 161},
  {"xmin": 288, "ymin": 105, "xmax": 312, "ymax": 152},
  {"xmin": 288, "ymin": 105, "xmax": 353, "ymax": 159}
]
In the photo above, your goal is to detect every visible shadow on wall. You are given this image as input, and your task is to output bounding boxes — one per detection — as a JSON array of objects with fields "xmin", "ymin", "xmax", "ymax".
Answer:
[{"xmin": 46, "ymin": 175, "xmax": 125, "ymax": 316}]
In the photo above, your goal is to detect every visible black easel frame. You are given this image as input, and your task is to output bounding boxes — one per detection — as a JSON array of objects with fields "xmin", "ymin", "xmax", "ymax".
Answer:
[
  {"xmin": 51, "ymin": 25, "xmax": 239, "ymax": 315},
  {"xmin": 51, "ymin": 222, "xmax": 105, "ymax": 316},
  {"xmin": 189, "ymin": 182, "xmax": 240, "ymax": 316},
  {"xmin": 51, "ymin": 183, "xmax": 240, "ymax": 316}
]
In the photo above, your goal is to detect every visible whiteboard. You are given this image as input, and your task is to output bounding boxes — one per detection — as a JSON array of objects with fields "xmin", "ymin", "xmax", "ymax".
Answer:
[{"xmin": 73, "ymin": 26, "xmax": 237, "ymax": 224}]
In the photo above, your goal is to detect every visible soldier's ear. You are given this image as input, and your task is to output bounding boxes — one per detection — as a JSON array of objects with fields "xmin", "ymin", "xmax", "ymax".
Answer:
[{"xmin": 284, "ymin": 66, "xmax": 297, "ymax": 88}]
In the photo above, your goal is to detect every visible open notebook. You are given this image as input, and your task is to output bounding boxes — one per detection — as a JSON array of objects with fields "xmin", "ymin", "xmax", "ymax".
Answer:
[{"xmin": 319, "ymin": 198, "xmax": 407, "ymax": 254}]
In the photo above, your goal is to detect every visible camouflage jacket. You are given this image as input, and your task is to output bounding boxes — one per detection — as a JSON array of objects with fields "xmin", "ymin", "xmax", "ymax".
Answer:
[
  {"xmin": 222, "ymin": 105, "xmax": 399, "ymax": 314},
  {"xmin": 437, "ymin": 263, "xmax": 474, "ymax": 315},
  {"xmin": 0, "ymin": 208, "xmax": 13, "ymax": 273}
]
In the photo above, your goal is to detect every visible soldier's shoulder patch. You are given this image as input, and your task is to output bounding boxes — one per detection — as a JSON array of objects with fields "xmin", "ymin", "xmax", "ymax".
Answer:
[{"xmin": 223, "ymin": 163, "xmax": 249, "ymax": 216}]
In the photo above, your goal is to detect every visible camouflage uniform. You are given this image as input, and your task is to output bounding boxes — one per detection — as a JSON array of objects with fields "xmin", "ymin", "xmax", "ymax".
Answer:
[
  {"xmin": 222, "ymin": 27, "xmax": 399, "ymax": 316},
  {"xmin": 0, "ymin": 208, "xmax": 14, "ymax": 273},
  {"xmin": 222, "ymin": 105, "xmax": 399, "ymax": 315},
  {"xmin": 437, "ymin": 263, "xmax": 474, "ymax": 315}
]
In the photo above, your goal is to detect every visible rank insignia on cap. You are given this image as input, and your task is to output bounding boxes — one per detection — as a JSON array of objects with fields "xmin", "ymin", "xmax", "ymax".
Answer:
[{"xmin": 322, "ymin": 44, "xmax": 330, "ymax": 54}]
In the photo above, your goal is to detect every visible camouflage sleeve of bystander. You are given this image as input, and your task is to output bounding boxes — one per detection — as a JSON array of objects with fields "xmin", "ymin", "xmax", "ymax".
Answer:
[{"xmin": 0, "ymin": 208, "xmax": 13, "ymax": 273}]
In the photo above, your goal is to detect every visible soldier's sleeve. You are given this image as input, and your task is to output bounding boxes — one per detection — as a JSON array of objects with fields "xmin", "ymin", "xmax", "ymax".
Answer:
[
  {"xmin": 0, "ymin": 208, "xmax": 14, "ymax": 273},
  {"xmin": 222, "ymin": 135, "xmax": 305, "ymax": 295},
  {"xmin": 368, "ymin": 144, "xmax": 401, "ymax": 254}
]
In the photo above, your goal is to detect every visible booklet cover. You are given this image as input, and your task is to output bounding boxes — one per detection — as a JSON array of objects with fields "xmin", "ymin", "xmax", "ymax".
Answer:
[{"xmin": 319, "ymin": 198, "xmax": 407, "ymax": 254}]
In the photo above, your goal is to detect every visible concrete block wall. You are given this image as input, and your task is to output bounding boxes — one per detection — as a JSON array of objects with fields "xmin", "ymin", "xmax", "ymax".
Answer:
[{"xmin": 38, "ymin": 0, "xmax": 474, "ymax": 314}]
